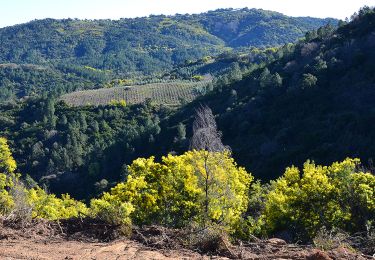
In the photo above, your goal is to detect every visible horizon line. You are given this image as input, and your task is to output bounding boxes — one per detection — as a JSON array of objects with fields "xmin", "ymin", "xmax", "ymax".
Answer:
[{"xmin": 0, "ymin": 7, "xmax": 341, "ymax": 29}]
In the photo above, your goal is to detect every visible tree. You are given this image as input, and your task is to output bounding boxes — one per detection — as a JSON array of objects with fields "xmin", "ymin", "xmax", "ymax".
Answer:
[
  {"xmin": 301, "ymin": 73, "xmax": 318, "ymax": 89},
  {"xmin": 109, "ymin": 99, "xmax": 127, "ymax": 107},
  {"xmin": 79, "ymin": 113, "xmax": 88, "ymax": 130},
  {"xmin": 89, "ymin": 192, "xmax": 134, "ymax": 236},
  {"xmin": 106, "ymin": 150, "xmax": 252, "ymax": 231},
  {"xmin": 185, "ymin": 151, "xmax": 252, "ymax": 229},
  {"xmin": 317, "ymin": 24, "xmax": 335, "ymax": 40},
  {"xmin": 305, "ymin": 30, "xmax": 318, "ymax": 41},
  {"xmin": 27, "ymin": 187, "xmax": 88, "ymax": 220},
  {"xmin": 228, "ymin": 62, "xmax": 243, "ymax": 82},
  {"xmin": 0, "ymin": 137, "xmax": 17, "ymax": 175},
  {"xmin": 313, "ymin": 57, "xmax": 328, "ymax": 73},
  {"xmin": 189, "ymin": 105, "xmax": 242, "ymax": 228},
  {"xmin": 44, "ymin": 98, "xmax": 57, "ymax": 129},
  {"xmin": 258, "ymin": 69, "xmax": 282, "ymax": 88},
  {"xmin": 176, "ymin": 122, "xmax": 186, "ymax": 141},
  {"xmin": 259, "ymin": 68, "xmax": 272, "ymax": 88},
  {"xmin": 190, "ymin": 105, "xmax": 228, "ymax": 152},
  {"xmin": 271, "ymin": 73, "xmax": 283, "ymax": 87},
  {"xmin": 59, "ymin": 114, "xmax": 68, "ymax": 126}
]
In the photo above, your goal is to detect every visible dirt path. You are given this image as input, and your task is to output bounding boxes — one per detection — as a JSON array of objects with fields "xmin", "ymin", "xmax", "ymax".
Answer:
[
  {"xmin": 0, "ymin": 238, "xmax": 216, "ymax": 260},
  {"xmin": 0, "ymin": 218, "xmax": 220, "ymax": 260},
  {"xmin": 2, "ymin": 237, "xmax": 372, "ymax": 260},
  {"xmin": 0, "ymin": 218, "xmax": 372, "ymax": 260}
]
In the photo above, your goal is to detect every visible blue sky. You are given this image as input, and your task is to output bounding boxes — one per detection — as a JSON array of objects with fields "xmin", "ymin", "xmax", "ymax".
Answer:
[{"xmin": 0, "ymin": 0, "xmax": 373, "ymax": 28}]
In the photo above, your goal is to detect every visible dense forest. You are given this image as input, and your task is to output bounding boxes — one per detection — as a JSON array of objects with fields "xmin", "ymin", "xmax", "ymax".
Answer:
[
  {"xmin": 0, "ymin": 99, "xmax": 166, "ymax": 198},
  {"xmin": 0, "ymin": 6, "xmax": 374, "ymax": 254},
  {"xmin": 158, "ymin": 7, "xmax": 375, "ymax": 181},
  {"xmin": 0, "ymin": 8, "xmax": 336, "ymax": 70}
]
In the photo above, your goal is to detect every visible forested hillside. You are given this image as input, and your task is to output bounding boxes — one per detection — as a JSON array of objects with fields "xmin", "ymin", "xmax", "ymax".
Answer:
[
  {"xmin": 157, "ymin": 7, "xmax": 375, "ymax": 180},
  {"xmin": 0, "ymin": 99, "xmax": 167, "ymax": 198},
  {"xmin": 0, "ymin": 8, "xmax": 335, "ymax": 77},
  {"xmin": 0, "ymin": 63, "xmax": 108, "ymax": 100}
]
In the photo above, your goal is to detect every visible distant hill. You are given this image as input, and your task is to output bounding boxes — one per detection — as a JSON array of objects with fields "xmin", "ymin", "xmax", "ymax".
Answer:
[
  {"xmin": 0, "ymin": 8, "xmax": 336, "ymax": 78},
  {"xmin": 0, "ymin": 63, "xmax": 107, "ymax": 100},
  {"xmin": 194, "ymin": 8, "xmax": 337, "ymax": 47}
]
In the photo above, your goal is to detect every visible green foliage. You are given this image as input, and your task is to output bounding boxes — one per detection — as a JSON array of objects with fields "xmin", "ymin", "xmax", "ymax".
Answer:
[
  {"xmin": 192, "ymin": 75, "xmax": 204, "ymax": 81},
  {"xmin": 0, "ymin": 64, "xmax": 107, "ymax": 102},
  {"xmin": 0, "ymin": 137, "xmax": 87, "ymax": 220},
  {"xmin": 202, "ymin": 56, "xmax": 213, "ymax": 63},
  {"xmin": 0, "ymin": 9, "xmax": 333, "ymax": 75},
  {"xmin": 101, "ymin": 150, "xmax": 252, "ymax": 232},
  {"xmin": 235, "ymin": 181, "xmax": 270, "ymax": 239},
  {"xmin": 89, "ymin": 192, "xmax": 134, "ymax": 235},
  {"xmin": 261, "ymin": 158, "xmax": 375, "ymax": 240},
  {"xmin": 0, "ymin": 9, "xmax": 335, "ymax": 102},
  {"xmin": 109, "ymin": 99, "xmax": 127, "ymax": 107},
  {"xmin": 176, "ymin": 123, "xmax": 186, "ymax": 141},
  {"xmin": 200, "ymin": 8, "xmax": 336, "ymax": 47},
  {"xmin": 1, "ymin": 8, "xmax": 375, "ymax": 247},
  {"xmin": 272, "ymin": 73, "xmax": 283, "ymax": 87},
  {"xmin": 27, "ymin": 188, "xmax": 88, "ymax": 220},
  {"xmin": 0, "ymin": 137, "xmax": 17, "ymax": 174},
  {"xmin": 0, "ymin": 99, "xmax": 165, "ymax": 198},
  {"xmin": 301, "ymin": 73, "xmax": 318, "ymax": 89},
  {"xmin": 2, "ymin": 136, "xmax": 375, "ymax": 244},
  {"xmin": 0, "ymin": 177, "xmax": 15, "ymax": 215},
  {"xmin": 161, "ymin": 8, "xmax": 375, "ymax": 183},
  {"xmin": 0, "ymin": 137, "xmax": 16, "ymax": 215},
  {"xmin": 259, "ymin": 68, "xmax": 283, "ymax": 88}
]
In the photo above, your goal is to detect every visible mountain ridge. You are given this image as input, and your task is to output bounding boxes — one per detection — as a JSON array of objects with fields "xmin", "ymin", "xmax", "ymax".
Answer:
[{"xmin": 0, "ymin": 8, "xmax": 337, "ymax": 75}]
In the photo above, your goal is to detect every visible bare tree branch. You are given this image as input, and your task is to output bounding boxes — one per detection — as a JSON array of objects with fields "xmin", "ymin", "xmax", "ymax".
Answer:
[{"xmin": 190, "ymin": 105, "xmax": 230, "ymax": 152}]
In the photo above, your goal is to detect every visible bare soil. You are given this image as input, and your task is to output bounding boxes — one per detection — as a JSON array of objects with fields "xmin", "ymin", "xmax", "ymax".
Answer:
[{"xmin": 0, "ymin": 218, "xmax": 373, "ymax": 260}]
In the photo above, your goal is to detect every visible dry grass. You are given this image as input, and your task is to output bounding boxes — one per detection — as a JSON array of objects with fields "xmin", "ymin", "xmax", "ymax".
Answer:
[
  {"xmin": 313, "ymin": 227, "xmax": 350, "ymax": 251},
  {"xmin": 6, "ymin": 182, "xmax": 33, "ymax": 227}
]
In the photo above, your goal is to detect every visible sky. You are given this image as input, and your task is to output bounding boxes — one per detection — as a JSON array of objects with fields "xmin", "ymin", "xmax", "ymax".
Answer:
[{"xmin": 0, "ymin": 0, "xmax": 373, "ymax": 28}]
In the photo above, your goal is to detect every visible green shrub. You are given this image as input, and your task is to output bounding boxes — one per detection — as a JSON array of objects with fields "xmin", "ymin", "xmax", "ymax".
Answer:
[
  {"xmin": 313, "ymin": 227, "xmax": 350, "ymax": 251},
  {"xmin": 90, "ymin": 192, "xmax": 134, "ymax": 236},
  {"xmin": 0, "ymin": 137, "xmax": 17, "ymax": 215},
  {"xmin": 27, "ymin": 188, "xmax": 88, "ymax": 220},
  {"xmin": 261, "ymin": 158, "xmax": 375, "ymax": 240},
  {"xmin": 101, "ymin": 150, "xmax": 253, "ymax": 232}
]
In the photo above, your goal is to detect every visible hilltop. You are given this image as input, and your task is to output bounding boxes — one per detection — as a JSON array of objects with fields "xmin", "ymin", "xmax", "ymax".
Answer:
[{"xmin": 0, "ymin": 8, "xmax": 335, "ymax": 77}]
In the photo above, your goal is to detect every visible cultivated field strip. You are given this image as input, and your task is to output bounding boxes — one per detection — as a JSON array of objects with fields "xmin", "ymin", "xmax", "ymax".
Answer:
[{"xmin": 61, "ymin": 81, "xmax": 210, "ymax": 107}]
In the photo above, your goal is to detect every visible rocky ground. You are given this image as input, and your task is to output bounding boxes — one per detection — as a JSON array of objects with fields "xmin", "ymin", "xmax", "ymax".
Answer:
[{"xmin": 0, "ymin": 218, "xmax": 373, "ymax": 260}]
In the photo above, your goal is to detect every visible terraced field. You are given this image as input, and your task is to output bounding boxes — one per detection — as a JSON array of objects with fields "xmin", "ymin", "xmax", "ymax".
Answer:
[{"xmin": 61, "ymin": 81, "xmax": 211, "ymax": 107}]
